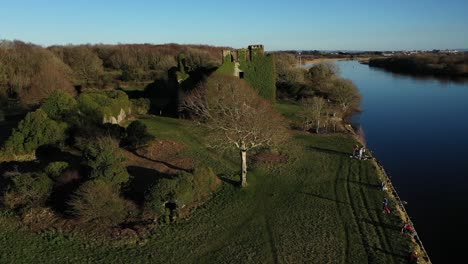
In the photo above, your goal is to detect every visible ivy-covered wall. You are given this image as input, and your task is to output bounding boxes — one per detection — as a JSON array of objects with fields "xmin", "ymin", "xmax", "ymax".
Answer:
[
  {"xmin": 78, "ymin": 90, "xmax": 132, "ymax": 123},
  {"xmin": 215, "ymin": 46, "xmax": 276, "ymax": 102},
  {"xmin": 240, "ymin": 54, "xmax": 276, "ymax": 102}
]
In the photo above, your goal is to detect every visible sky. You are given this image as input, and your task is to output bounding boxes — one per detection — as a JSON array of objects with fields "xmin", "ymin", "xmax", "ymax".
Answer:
[{"xmin": 0, "ymin": 0, "xmax": 467, "ymax": 51}]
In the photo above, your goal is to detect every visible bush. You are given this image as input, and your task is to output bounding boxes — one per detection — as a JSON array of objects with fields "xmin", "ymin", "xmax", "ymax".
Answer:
[
  {"xmin": 68, "ymin": 180, "xmax": 132, "ymax": 225},
  {"xmin": 44, "ymin": 161, "xmax": 69, "ymax": 179},
  {"xmin": 83, "ymin": 137, "xmax": 129, "ymax": 185},
  {"xmin": 124, "ymin": 120, "xmax": 154, "ymax": 149},
  {"xmin": 192, "ymin": 167, "xmax": 220, "ymax": 199},
  {"xmin": 4, "ymin": 109, "xmax": 68, "ymax": 155},
  {"xmin": 3, "ymin": 173, "xmax": 53, "ymax": 210},
  {"xmin": 131, "ymin": 98, "xmax": 151, "ymax": 115},
  {"xmin": 41, "ymin": 90, "xmax": 77, "ymax": 120},
  {"xmin": 121, "ymin": 65, "xmax": 141, "ymax": 82},
  {"xmin": 145, "ymin": 167, "xmax": 220, "ymax": 215}
]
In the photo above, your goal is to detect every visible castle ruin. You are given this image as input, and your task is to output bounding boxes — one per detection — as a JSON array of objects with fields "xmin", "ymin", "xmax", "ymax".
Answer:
[{"xmin": 222, "ymin": 44, "xmax": 265, "ymax": 63}]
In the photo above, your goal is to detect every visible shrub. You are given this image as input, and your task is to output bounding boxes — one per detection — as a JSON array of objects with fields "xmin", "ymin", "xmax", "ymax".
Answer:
[
  {"xmin": 68, "ymin": 180, "xmax": 131, "ymax": 225},
  {"xmin": 4, "ymin": 109, "xmax": 68, "ymax": 155},
  {"xmin": 192, "ymin": 167, "xmax": 220, "ymax": 200},
  {"xmin": 3, "ymin": 173, "xmax": 53, "ymax": 210},
  {"xmin": 121, "ymin": 65, "xmax": 141, "ymax": 82},
  {"xmin": 131, "ymin": 98, "xmax": 151, "ymax": 115},
  {"xmin": 146, "ymin": 177, "xmax": 179, "ymax": 215},
  {"xmin": 124, "ymin": 120, "xmax": 154, "ymax": 149},
  {"xmin": 41, "ymin": 90, "xmax": 77, "ymax": 120},
  {"xmin": 145, "ymin": 167, "xmax": 220, "ymax": 215},
  {"xmin": 83, "ymin": 137, "xmax": 129, "ymax": 185},
  {"xmin": 21, "ymin": 207, "xmax": 57, "ymax": 231},
  {"xmin": 44, "ymin": 161, "xmax": 69, "ymax": 179}
]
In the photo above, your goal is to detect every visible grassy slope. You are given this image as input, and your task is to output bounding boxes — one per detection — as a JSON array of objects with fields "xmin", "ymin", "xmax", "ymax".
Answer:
[{"xmin": 0, "ymin": 104, "xmax": 412, "ymax": 263}]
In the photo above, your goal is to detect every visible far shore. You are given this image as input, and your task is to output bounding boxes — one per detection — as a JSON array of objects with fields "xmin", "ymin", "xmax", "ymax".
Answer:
[{"xmin": 302, "ymin": 57, "xmax": 370, "ymax": 67}]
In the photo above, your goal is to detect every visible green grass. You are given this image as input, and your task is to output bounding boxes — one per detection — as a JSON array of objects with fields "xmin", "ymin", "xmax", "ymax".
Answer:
[
  {"xmin": 215, "ymin": 56, "xmax": 235, "ymax": 75},
  {"xmin": 0, "ymin": 115, "xmax": 413, "ymax": 263}
]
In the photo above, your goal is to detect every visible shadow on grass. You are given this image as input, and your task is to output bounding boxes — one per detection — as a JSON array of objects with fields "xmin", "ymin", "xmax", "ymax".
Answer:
[
  {"xmin": 360, "ymin": 218, "xmax": 402, "ymax": 232},
  {"xmin": 298, "ymin": 191, "xmax": 378, "ymax": 211},
  {"xmin": 130, "ymin": 150, "xmax": 192, "ymax": 173},
  {"xmin": 341, "ymin": 178, "xmax": 381, "ymax": 189},
  {"xmin": 217, "ymin": 174, "xmax": 240, "ymax": 188},
  {"xmin": 306, "ymin": 146, "xmax": 351, "ymax": 157},
  {"xmin": 126, "ymin": 166, "xmax": 175, "ymax": 206},
  {"xmin": 369, "ymin": 245, "xmax": 408, "ymax": 260}
]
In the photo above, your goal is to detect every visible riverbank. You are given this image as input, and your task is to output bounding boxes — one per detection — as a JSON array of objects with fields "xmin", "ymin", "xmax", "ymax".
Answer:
[
  {"xmin": 346, "ymin": 124, "xmax": 431, "ymax": 264},
  {"xmin": 337, "ymin": 59, "xmax": 468, "ymax": 262}
]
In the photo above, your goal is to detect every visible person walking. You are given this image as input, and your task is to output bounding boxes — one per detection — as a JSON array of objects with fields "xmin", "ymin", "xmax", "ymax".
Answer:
[
  {"xmin": 359, "ymin": 146, "xmax": 366, "ymax": 160},
  {"xmin": 401, "ymin": 222, "xmax": 414, "ymax": 235},
  {"xmin": 382, "ymin": 198, "xmax": 391, "ymax": 214},
  {"xmin": 353, "ymin": 145, "xmax": 359, "ymax": 158},
  {"xmin": 381, "ymin": 181, "xmax": 387, "ymax": 191}
]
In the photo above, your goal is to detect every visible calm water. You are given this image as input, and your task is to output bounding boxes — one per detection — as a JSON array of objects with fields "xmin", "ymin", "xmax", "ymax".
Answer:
[{"xmin": 336, "ymin": 60, "xmax": 468, "ymax": 263}]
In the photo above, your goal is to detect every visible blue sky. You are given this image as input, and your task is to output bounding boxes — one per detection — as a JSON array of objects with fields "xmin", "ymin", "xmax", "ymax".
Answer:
[{"xmin": 1, "ymin": 0, "xmax": 467, "ymax": 51}]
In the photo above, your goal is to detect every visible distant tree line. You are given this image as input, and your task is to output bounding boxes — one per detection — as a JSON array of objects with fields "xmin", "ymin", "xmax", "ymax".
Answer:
[
  {"xmin": 369, "ymin": 53, "xmax": 468, "ymax": 78},
  {"xmin": 0, "ymin": 40, "xmax": 228, "ymax": 108}
]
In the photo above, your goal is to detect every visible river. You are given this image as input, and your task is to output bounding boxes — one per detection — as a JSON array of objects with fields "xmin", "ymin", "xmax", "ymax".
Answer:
[{"xmin": 333, "ymin": 60, "xmax": 468, "ymax": 263}]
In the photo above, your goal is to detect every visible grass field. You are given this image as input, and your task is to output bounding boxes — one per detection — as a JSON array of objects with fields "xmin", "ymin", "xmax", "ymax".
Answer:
[{"xmin": 0, "ymin": 105, "xmax": 413, "ymax": 263}]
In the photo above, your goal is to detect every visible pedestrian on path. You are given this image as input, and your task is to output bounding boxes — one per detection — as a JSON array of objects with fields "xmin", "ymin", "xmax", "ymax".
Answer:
[
  {"xmin": 401, "ymin": 222, "xmax": 414, "ymax": 235},
  {"xmin": 359, "ymin": 146, "xmax": 366, "ymax": 160},
  {"xmin": 353, "ymin": 145, "xmax": 359, "ymax": 158},
  {"xmin": 382, "ymin": 197, "xmax": 391, "ymax": 214},
  {"xmin": 381, "ymin": 180, "xmax": 388, "ymax": 191}
]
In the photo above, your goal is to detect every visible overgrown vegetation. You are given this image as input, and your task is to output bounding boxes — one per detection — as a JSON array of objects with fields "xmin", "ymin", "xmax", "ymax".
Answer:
[
  {"xmin": 240, "ymin": 54, "xmax": 276, "ymax": 101},
  {"xmin": 77, "ymin": 90, "xmax": 132, "ymax": 123},
  {"xmin": 82, "ymin": 137, "xmax": 129, "ymax": 185},
  {"xmin": 4, "ymin": 109, "xmax": 67, "ymax": 155},
  {"xmin": 369, "ymin": 53, "xmax": 468, "ymax": 78}
]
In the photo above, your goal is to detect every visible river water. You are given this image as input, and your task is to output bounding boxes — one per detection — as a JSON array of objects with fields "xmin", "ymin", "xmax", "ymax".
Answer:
[{"xmin": 333, "ymin": 60, "xmax": 468, "ymax": 263}]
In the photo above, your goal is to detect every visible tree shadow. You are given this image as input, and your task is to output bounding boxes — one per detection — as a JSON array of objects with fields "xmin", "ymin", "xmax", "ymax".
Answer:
[
  {"xmin": 298, "ymin": 191, "xmax": 378, "ymax": 211},
  {"xmin": 360, "ymin": 217, "xmax": 402, "ymax": 232},
  {"xmin": 217, "ymin": 174, "xmax": 240, "ymax": 187},
  {"xmin": 130, "ymin": 150, "xmax": 192, "ymax": 173},
  {"xmin": 341, "ymin": 178, "xmax": 381, "ymax": 189},
  {"xmin": 0, "ymin": 113, "xmax": 25, "ymax": 146},
  {"xmin": 125, "ymin": 165, "xmax": 176, "ymax": 206},
  {"xmin": 369, "ymin": 245, "xmax": 408, "ymax": 259},
  {"xmin": 117, "ymin": 87, "xmax": 146, "ymax": 99},
  {"xmin": 35, "ymin": 145, "xmax": 82, "ymax": 167},
  {"xmin": 306, "ymin": 146, "xmax": 351, "ymax": 157}
]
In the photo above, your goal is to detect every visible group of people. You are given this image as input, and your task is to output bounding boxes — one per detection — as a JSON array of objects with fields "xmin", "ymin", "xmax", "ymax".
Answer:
[
  {"xmin": 352, "ymin": 145, "xmax": 367, "ymax": 160},
  {"xmin": 352, "ymin": 143, "xmax": 421, "ymax": 262}
]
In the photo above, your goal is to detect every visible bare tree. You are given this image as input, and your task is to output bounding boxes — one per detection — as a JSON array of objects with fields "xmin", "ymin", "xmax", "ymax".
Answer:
[
  {"xmin": 301, "ymin": 96, "xmax": 328, "ymax": 134},
  {"xmin": 182, "ymin": 74, "xmax": 289, "ymax": 187},
  {"xmin": 328, "ymin": 78, "xmax": 361, "ymax": 113}
]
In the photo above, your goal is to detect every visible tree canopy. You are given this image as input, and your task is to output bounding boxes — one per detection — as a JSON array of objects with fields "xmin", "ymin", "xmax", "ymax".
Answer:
[{"xmin": 183, "ymin": 74, "xmax": 289, "ymax": 186}]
